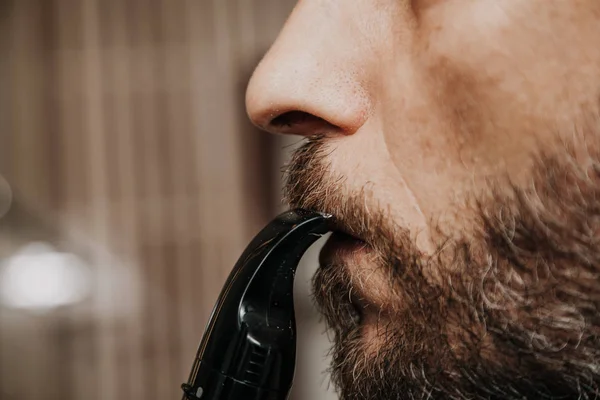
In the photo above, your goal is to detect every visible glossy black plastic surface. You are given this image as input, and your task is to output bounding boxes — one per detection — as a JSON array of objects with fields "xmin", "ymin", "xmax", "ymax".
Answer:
[{"xmin": 181, "ymin": 209, "xmax": 332, "ymax": 400}]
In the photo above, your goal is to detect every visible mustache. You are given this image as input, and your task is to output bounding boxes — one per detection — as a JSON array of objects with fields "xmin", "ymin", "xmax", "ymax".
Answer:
[
  {"xmin": 284, "ymin": 135, "xmax": 403, "ymax": 256},
  {"xmin": 283, "ymin": 135, "xmax": 341, "ymax": 218}
]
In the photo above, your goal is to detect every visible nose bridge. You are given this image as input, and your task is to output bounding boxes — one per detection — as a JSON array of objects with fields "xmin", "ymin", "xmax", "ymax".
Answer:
[{"xmin": 246, "ymin": 1, "xmax": 378, "ymax": 135}]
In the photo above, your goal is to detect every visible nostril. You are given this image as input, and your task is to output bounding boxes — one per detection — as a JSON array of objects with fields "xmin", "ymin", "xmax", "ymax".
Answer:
[
  {"xmin": 270, "ymin": 111, "xmax": 341, "ymax": 136},
  {"xmin": 271, "ymin": 111, "xmax": 312, "ymax": 127}
]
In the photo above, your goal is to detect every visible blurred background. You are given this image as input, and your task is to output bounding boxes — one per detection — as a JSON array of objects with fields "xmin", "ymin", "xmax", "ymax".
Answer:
[{"xmin": 0, "ymin": 1, "xmax": 336, "ymax": 399}]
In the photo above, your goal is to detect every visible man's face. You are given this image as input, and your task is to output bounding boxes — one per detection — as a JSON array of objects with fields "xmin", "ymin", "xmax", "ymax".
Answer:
[{"xmin": 246, "ymin": 1, "xmax": 600, "ymax": 399}]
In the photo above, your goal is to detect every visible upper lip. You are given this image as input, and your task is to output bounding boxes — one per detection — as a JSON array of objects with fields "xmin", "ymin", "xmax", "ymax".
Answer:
[{"xmin": 327, "ymin": 215, "xmax": 370, "ymax": 246}]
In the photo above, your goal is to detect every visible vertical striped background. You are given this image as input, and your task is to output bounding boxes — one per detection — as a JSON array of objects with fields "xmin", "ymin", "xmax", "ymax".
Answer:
[{"xmin": 0, "ymin": 1, "xmax": 341, "ymax": 399}]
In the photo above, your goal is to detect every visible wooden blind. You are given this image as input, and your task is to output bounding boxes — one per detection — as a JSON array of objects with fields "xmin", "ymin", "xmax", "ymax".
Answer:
[{"xmin": 0, "ymin": 1, "xmax": 299, "ymax": 399}]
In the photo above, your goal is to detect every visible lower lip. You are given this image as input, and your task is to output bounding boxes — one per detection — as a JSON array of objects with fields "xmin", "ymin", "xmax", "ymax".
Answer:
[
  {"xmin": 319, "ymin": 232, "xmax": 368, "ymax": 264},
  {"xmin": 320, "ymin": 233, "xmax": 384, "ymax": 327}
]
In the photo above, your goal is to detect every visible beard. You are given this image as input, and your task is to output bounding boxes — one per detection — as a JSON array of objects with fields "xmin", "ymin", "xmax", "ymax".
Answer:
[{"xmin": 284, "ymin": 135, "xmax": 600, "ymax": 400}]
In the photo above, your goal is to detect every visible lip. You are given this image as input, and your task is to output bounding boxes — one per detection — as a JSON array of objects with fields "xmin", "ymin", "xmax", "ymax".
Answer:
[
  {"xmin": 318, "ymin": 224, "xmax": 398, "ymax": 319},
  {"xmin": 319, "ymin": 231, "xmax": 368, "ymax": 264},
  {"xmin": 330, "ymin": 216, "xmax": 372, "ymax": 246},
  {"xmin": 318, "ymin": 231, "xmax": 379, "ymax": 321}
]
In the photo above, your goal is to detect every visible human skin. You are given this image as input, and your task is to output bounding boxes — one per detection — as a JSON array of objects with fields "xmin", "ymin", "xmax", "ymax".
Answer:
[{"xmin": 245, "ymin": 1, "xmax": 600, "ymax": 399}]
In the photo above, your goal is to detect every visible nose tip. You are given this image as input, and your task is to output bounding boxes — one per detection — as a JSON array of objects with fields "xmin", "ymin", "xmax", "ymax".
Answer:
[
  {"xmin": 246, "ymin": 68, "xmax": 371, "ymax": 137},
  {"xmin": 246, "ymin": 62, "xmax": 371, "ymax": 136},
  {"xmin": 245, "ymin": 11, "xmax": 372, "ymax": 137}
]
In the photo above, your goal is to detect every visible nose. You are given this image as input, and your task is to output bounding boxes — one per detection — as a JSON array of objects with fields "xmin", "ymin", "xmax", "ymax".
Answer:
[{"xmin": 246, "ymin": 2, "xmax": 373, "ymax": 137}]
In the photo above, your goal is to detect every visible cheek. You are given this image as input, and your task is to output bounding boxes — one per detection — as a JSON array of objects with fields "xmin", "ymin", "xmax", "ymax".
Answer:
[
  {"xmin": 373, "ymin": 0, "xmax": 600, "ymax": 228},
  {"xmin": 418, "ymin": 1, "xmax": 537, "ymax": 145},
  {"xmin": 420, "ymin": 0, "xmax": 600, "ymax": 125},
  {"xmin": 410, "ymin": 1, "xmax": 600, "ymax": 181},
  {"xmin": 375, "ymin": 5, "xmax": 523, "ymax": 205}
]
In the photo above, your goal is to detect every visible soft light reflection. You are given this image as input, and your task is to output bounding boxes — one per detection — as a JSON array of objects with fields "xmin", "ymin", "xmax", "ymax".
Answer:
[{"xmin": 0, "ymin": 242, "xmax": 90, "ymax": 310}]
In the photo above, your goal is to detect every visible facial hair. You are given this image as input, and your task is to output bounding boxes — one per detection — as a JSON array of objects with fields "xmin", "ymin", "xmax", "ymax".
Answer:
[{"xmin": 284, "ymin": 135, "xmax": 600, "ymax": 400}]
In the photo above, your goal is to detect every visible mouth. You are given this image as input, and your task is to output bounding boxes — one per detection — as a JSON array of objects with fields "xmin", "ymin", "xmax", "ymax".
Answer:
[
  {"xmin": 321, "ymin": 215, "xmax": 372, "ymax": 264},
  {"xmin": 328, "ymin": 214, "xmax": 373, "ymax": 248},
  {"xmin": 318, "ymin": 221, "xmax": 382, "ymax": 327}
]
